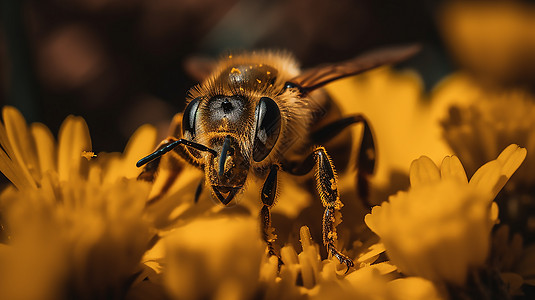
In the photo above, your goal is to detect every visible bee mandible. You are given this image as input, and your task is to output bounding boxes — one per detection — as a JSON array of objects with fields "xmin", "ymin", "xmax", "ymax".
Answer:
[{"xmin": 136, "ymin": 45, "xmax": 420, "ymax": 271}]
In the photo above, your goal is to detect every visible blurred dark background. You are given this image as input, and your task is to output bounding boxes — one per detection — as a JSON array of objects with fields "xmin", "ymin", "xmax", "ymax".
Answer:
[
  {"xmin": 5, "ymin": 0, "xmax": 535, "ymax": 153},
  {"xmin": 0, "ymin": 0, "xmax": 449, "ymax": 152}
]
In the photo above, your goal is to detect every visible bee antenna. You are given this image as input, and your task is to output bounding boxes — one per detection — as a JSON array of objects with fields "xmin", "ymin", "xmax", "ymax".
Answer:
[{"xmin": 136, "ymin": 139, "xmax": 217, "ymax": 167}]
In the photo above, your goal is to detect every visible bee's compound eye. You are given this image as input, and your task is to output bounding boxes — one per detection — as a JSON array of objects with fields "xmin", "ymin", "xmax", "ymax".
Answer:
[
  {"xmin": 253, "ymin": 97, "xmax": 281, "ymax": 162},
  {"xmin": 182, "ymin": 97, "xmax": 201, "ymax": 139}
]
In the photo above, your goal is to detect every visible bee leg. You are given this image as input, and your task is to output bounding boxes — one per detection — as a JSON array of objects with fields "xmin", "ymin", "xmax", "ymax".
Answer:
[
  {"xmin": 355, "ymin": 117, "xmax": 375, "ymax": 206},
  {"xmin": 313, "ymin": 146, "xmax": 354, "ymax": 273},
  {"xmin": 311, "ymin": 115, "xmax": 376, "ymax": 206},
  {"xmin": 260, "ymin": 165, "xmax": 283, "ymax": 266}
]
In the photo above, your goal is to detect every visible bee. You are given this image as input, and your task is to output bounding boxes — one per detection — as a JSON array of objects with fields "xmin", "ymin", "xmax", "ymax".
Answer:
[{"xmin": 136, "ymin": 45, "xmax": 420, "ymax": 271}]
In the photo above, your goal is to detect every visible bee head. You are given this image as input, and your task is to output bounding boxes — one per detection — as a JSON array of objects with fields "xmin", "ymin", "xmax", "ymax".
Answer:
[{"xmin": 182, "ymin": 93, "xmax": 282, "ymax": 205}]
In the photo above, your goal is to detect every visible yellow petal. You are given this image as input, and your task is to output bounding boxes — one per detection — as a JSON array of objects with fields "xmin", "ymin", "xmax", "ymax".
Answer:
[
  {"xmin": 30, "ymin": 123, "xmax": 57, "ymax": 176},
  {"xmin": 490, "ymin": 202, "xmax": 499, "ymax": 223},
  {"xmin": 357, "ymin": 242, "xmax": 385, "ymax": 264},
  {"xmin": 298, "ymin": 226, "xmax": 321, "ymax": 289},
  {"xmin": 122, "ymin": 124, "xmax": 158, "ymax": 179},
  {"xmin": 0, "ymin": 118, "xmax": 18, "ymax": 163},
  {"xmin": 2, "ymin": 107, "xmax": 38, "ymax": 188},
  {"xmin": 387, "ymin": 277, "xmax": 445, "ymax": 300},
  {"xmin": 470, "ymin": 144, "xmax": 527, "ymax": 197},
  {"xmin": 259, "ymin": 255, "xmax": 279, "ymax": 284},
  {"xmin": 469, "ymin": 160, "xmax": 501, "ymax": 196},
  {"xmin": 299, "ymin": 225, "xmax": 314, "ymax": 250},
  {"xmin": 271, "ymin": 173, "xmax": 312, "ymax": 218},
  {"xmin": 494, "ymin": 144, "xmax": 527, "ymax": 188},
  {"xmin": 0, "ymin": 122, "xmax": 33, "ymax": 189},
  {"xmin": 102, "ymin": 124, "xmax": 158, "ymax": 183},
  {"xmin": 280, "ymin": 245, "xmax": 299, "ymax": 265},
  {"xmin": 372, "ymin": 262, "xmax": 397, "ymax": 275},
  {"xmin": 57, "ymin": 115, "xmax": 92, "ymax": 182},
  {"xmin": 440, "ymin": 155, "xmax": 468, "ymax": 184},
  {"xmin": 409, "ymin": 156, "xmax": 440, "ymax": 187},
  {"xmin": 364, "ymin": 205, "xmax": 384, "ymax": 235}
]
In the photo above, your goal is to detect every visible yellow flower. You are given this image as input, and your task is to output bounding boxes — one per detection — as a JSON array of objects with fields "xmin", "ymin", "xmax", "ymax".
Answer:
[
  {"xmin": 325, "ymin": 67, "xmax": 454, "ymax": 205},
  {"xmin": 438, "ymin": 87, "xmax": 535, "ymax": 185},
  {"xmin": 262, "ymin": 226, "xmax": 444, "ymax": 300},
  {"xmin": 0, "ymin": 106, "xmax": 157, "ymax": 300},
  {"xmin": 439, "ymin": 1, "xmax": 535, "ymax": 86},
  {"xmin": 365, "ymin": 144, "xmax": 526, "ymax": 286},
  {"xmin": 160, "ymin": 214, "xmax": 444, "ymax": 300},
  {"xmin": 436, "ymin": 76, "xmax": 535, "ymax": 241},
  {"xmin": 0, "ymin": 106, "xmax": 157, "ymax": 188}
]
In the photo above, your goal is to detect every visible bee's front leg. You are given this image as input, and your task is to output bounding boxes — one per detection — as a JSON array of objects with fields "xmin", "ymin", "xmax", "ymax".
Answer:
[
  {"xmin": 260, "ymin": 164, "xmax": 282, "ymax": 265},
  {"xmin": 313, "ymin": 146, "xmax": 354, "ymax": 272}
]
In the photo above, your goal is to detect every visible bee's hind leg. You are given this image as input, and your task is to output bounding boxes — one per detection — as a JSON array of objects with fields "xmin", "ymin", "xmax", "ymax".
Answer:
[
  {"xmin": 260, "ymin": 164, "xmax": 283, "ymax": 266},
  {"xmin": 311, "ymin": 115, "xmax": 376, "ymax": 206},
  {"xmin": 313, "ymin": 146, "xmax": 354, "ymax": 273}
]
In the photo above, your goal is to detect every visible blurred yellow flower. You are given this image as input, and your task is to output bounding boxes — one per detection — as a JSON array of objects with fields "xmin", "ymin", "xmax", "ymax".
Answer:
[
  {"xmin": 439, "ymin": 1, "xmax": 535, "ymax": 87},
  {"xmin": 439, "ymin": 88, "xmax": 535, "ymax": 186},
  {"xmin": 0, "ymin": 106, "xmax": 157, "ymax": 300},
  {"xmin": 386, "ymin": 277, "xmax": 444, "ymax": 300},
  {"xmin": 489, "ymin": 224, "xmax": 535, "ymax": 296},
  {"xmin": 365, "ymin": 144, "xmax": 526, "ymax": 286},
  {"xmin": 0, "ymin": 106, "xmax": 158, "ymax": 188},
  {"xmin": 163, "ymin": 216, "xmax": 263, "ymax": 300},
  {"xmin": 326, "ymin": 67, "xmax": 455, "ymax": 205},
  {"xmin": 436, "ymin": 74, "xmax": 535, "ymax": 241}
]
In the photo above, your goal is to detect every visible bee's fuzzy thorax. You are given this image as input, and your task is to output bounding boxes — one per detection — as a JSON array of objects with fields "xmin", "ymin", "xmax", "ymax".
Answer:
[{"xmin": 187, "ymin": 50, "xmax": 301, "ymax": 102}]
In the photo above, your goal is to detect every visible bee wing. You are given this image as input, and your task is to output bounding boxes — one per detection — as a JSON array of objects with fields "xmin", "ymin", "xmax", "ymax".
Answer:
[{"xmin": 289, "ymin": 44, "xmax": 421, "ymax": 93}]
